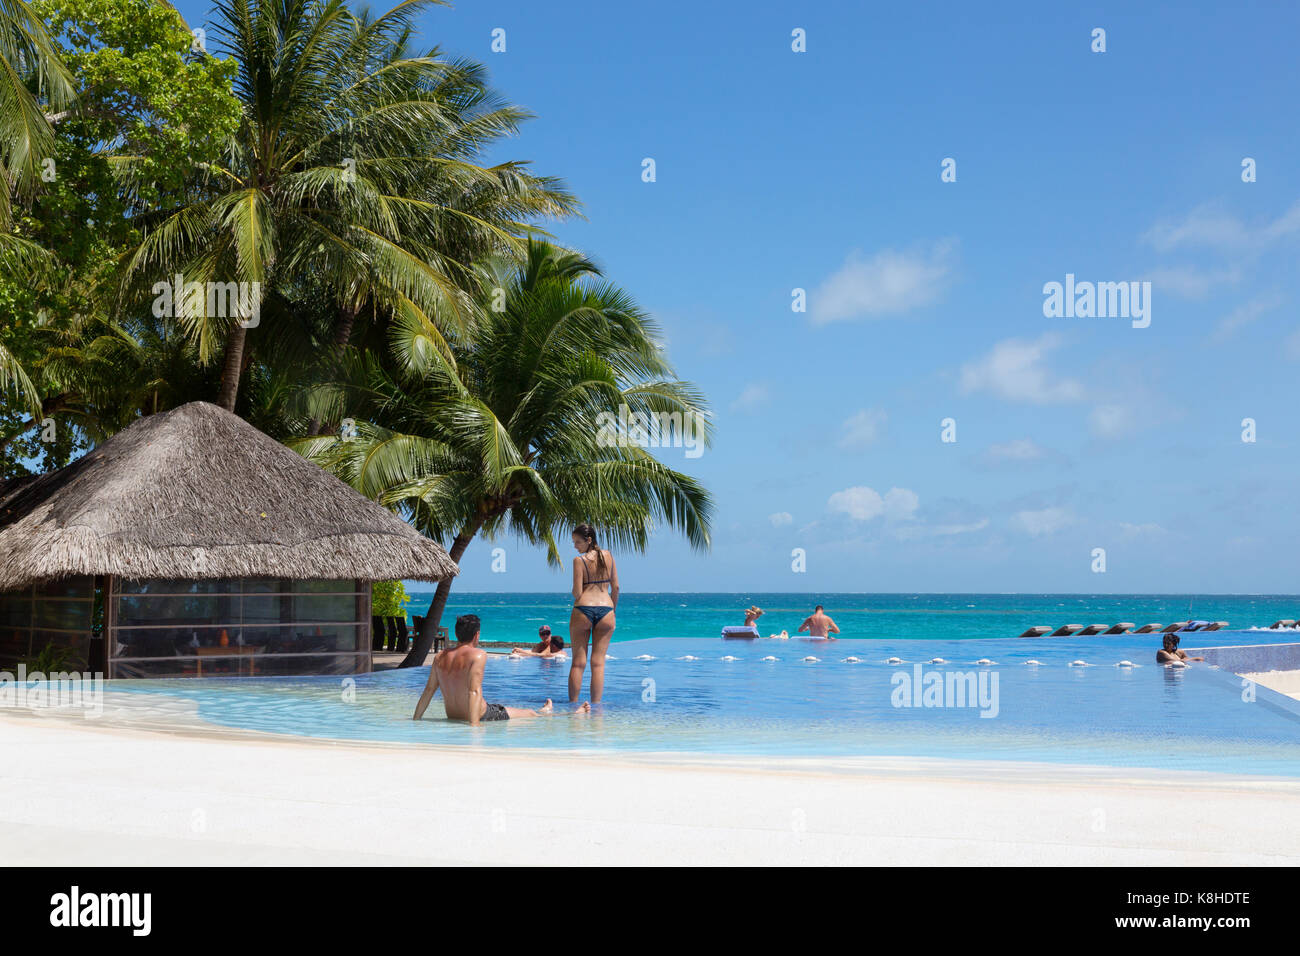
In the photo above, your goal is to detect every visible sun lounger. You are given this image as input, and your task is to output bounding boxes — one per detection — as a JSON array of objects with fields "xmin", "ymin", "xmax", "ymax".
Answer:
[
  {"xmin": 1103, "ymin": 622, "xmax": 1135, "ymax": 635},
  {"xmin": 371, "ymin": 615, "xmax": 389, "ymax": 651},
  {"xmin": 721, "ymin": 625, "xmax": 761, "ymax": 639},
  {"xmin": 1077, "ymin": 624, "xmax": 1108, "ymax": 636},
  {"xmin": 1051, "ymin": 624, "xmax": 1084, "ymax": 637},
  {"xmin": 1270, "ymin": 620, "xmax": 1297, "ymax": 629},
  {"xmin": 1161, "ymin": 621, "xmax": 1189, "ymax": 633},
  {"xmin": 1133, "ymin": 623, "xmax": 1163, "ymax": 633},
  {"xmin": 1202, "ymin": 621, "xmax": 1228, "ymax": 631},
  {"xmin": 1019, "ymin": 626, "xmax": 1052, "ymax": 637}
]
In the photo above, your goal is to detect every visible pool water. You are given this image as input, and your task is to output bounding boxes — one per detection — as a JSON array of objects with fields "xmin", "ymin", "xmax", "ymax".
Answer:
[{"xmin": 109, "ymin": 631, "xmax": 1300, "ymax": 777}]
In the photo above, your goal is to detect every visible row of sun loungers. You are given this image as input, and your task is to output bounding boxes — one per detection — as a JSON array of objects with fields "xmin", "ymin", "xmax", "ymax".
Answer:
[{"xmin": 1020, "ymin": 621, "xmax": 1229, "ymax": 638}]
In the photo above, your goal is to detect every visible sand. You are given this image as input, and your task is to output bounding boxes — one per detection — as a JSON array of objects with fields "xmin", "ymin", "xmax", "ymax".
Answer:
[
  {"xmin": 2, "ymin": 711, "xmax": 1299, "ymax": 866},
  {"xmin": 1241, "ymin": 670, "xmax": 1300, "ymax": 701}
]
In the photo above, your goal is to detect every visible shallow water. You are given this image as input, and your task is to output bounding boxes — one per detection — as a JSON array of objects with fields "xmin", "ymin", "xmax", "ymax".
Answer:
[{"xmin": 110, "ymin": 630, "xmax": 1300, "ymax": 777}]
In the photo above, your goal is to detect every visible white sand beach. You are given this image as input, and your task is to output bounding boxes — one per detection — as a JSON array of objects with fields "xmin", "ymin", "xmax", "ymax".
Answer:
[
  {"xmin": 1242, "ymin": 671, "xmax": 1300, "ymax": 701},
  {"xmin": 2, "ymin": 711, "xmax": 1298, "ymax": 866}
]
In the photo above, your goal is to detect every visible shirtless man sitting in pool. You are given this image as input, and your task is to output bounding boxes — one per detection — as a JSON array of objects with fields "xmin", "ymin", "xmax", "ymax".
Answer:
[
  {"xmin": 414, "ymin": 614, "xmax": 589, "ymax": 724},
  {"xmin": 798, "ymin": 605, "xmax": 840, "ymax": 639},
  {"xmin": 1156, "ymin": 633, "xmax": 1204, "ymax": 664}
]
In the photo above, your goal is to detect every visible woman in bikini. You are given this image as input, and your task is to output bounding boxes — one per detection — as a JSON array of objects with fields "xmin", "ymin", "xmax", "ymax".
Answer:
[{"xmin": 568, "ymin": 523, "xmax": 618, "ymax": 703}]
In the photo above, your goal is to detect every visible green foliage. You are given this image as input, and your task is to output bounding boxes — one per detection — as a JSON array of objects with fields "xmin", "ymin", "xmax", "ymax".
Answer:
[
  {"xmin": 0, "ymin": 0, "xmax": 74, "ymax": 205},
  {"xmin": 0, "ymin": 1, "xmax": 713, "ymax": 662},
  {"xmin": 35, "ymin": 0, "xmax": 242, "ymax": 208},
  {"xmin": 371, "ymin": 579, "xmax": 410, "ymax": 617},
  {"xmin": 297, "ymin": 240, "xmax": 715, "ymax": 563},
  {"xmin": 20, "ymin": 641, "xmax": 81, "ymax": 673},
  {"xmin": 0, "ymin": 0, "xmax": 243, "ymax": 468},
  {"xmin": 119, "ymin": 0, "xmax": 579, "ymax": 412}
]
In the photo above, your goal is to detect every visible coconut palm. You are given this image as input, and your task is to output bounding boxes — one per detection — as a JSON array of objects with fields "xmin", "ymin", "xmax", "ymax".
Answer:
[
  {"xmin": 0, "ymin": 338, "xmax": 38, "ymax": 415},
  {"xmin": 0, "ymin": 0, "xmax": 74, "ymax": 417},
  {"xmin": 119, "ymin": 0, "xmax": 577, "ymax": 413},
  {"xmin": 296, "ymin": 241, "xmax": 713, "ymax": 667},
  {"xmin": 0, "ymin": 0, "xmax": 74, "ymax": 212}
]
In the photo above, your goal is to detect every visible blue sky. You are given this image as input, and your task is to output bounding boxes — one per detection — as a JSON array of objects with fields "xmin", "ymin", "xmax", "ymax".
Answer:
[{"xmin": 176, "ymin": 0, "xmax": 1300, "ymax": 592}]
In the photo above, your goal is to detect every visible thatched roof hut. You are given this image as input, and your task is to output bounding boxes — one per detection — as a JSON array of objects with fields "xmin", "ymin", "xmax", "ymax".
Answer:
[{"xmin": 0, "ymin": 401, "xmax": 459, "ymax": 590}]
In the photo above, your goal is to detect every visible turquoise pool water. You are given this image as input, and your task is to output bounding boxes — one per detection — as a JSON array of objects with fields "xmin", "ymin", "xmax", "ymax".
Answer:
[{"xmin": 113, "ymin": 630, "xmax": 1300, "ymax": 777}]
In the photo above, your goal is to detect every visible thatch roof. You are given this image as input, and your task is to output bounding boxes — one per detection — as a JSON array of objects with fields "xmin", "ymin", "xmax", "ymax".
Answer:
[{"xmin": 0, "ymin": 402, "xmax": 459, "ymax": 590}]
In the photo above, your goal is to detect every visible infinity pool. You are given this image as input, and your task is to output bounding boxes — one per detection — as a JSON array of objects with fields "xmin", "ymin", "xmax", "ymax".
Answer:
[{"xmin": 99, "ymin": 631, "xmax": 1300, "ymax": 777}]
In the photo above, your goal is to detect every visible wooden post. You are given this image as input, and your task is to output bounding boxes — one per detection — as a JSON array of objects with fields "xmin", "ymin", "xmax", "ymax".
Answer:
[
  {"xmin": 360, "ymin": 579, "xmax": 372, "ymax": 674},
  {"xmin": 103, "ymin": 575, "xmax": 116, "ymax": 680}
]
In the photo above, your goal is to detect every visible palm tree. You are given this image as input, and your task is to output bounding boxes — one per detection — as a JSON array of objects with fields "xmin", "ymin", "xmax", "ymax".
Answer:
[
  {"xmin": 296, "ymin": 241, "xmax": 714, "ymax": 667},
  {"xmin": 0, "ymin": 0, "xmax": 74, "ymax": 419},
  {"xmin": 0, "ymin": 338, "xmax": 38, "ymax": 416},
  {"xmin": 118, "ymin": 0, "xmax": 577, "ymax": 414},
  {"xmin": 0, "ymin": 0, "xmax": 73, "ymax": 210}
]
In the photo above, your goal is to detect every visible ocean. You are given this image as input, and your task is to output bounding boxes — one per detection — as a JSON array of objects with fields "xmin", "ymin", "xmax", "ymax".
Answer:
[{"xmin": 399, "ymin": 592, "xmax": 1300, "ymax": 644}]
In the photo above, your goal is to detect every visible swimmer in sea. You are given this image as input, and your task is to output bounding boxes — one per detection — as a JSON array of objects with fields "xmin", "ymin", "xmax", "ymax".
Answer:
[
  {"xmin": 744, "ymin": 606, "xmax": 764, "ymax": 628},
  {"xmin": 797, "ymin": 605, "xmax": 840, "ymax": 639},
  {"xmin": 1156, "ymin": 633, "xmax": 1204, "ymax": 664}
]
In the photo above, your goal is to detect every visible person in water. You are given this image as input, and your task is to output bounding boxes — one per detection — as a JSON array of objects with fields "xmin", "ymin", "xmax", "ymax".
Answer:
[
  {"xmin": 569, "ymin": 523, "xmax": 618, "ymax": 703},
  {"xmin": 798, "ymin": 605, "xmax": 840, "ymax": 639},
  {"xmin": 510, "ymin": 625, "xmax": 566, "ymax": 658},
  {"xmin": 743, "ymin": 606, "xmax": 764, "ymax": 629},
  {"xmin": 414, "ymin": 614, "xmax": 589, "ymax": 723},
  {"xmin": 1156, "ymin": 633, "xmax": 1204, "ymax": 664}
]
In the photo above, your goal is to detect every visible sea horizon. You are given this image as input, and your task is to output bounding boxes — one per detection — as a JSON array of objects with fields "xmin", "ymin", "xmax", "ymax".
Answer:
[{"xmin": 397, "ymin": 591, "xmax": 1300, "ymax": 644}]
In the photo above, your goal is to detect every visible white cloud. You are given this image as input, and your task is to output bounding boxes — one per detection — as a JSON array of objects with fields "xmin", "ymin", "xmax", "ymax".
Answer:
[
  {"xmin": 838, "ymin": 408, "xmax": 886, "ymax": 449},
  {"xmin": 810, "ymin": 240, "xmax": 955, "ymax": 324},
  {"xmin": 827, "ymin": 486, "xmax": 918, "ymax": 522},
  {"xmin": 1142, "ymin": 200, "xmax": 1300, "ymax": 252},
  {"xmin": 1145, "ymin": 266, "xmax": 1242, "ymax": 300},
  {"xmin": 985, "ymin": 438, "xmax": 1046, "ymax": 462},
  {"xmin": 828, "ymin": 486, "xmax": 884, "ymax": 521},
  {"xmin": 769, "ymin": 512, "xmax": 793, "ymax": 527},
  {"xmin": 1213, "ymin": 293, "xmax": 1283, "ymax": 341},
  {"xmin": 1120, "ymin": 521, "xmax": 1166, "ymax": 539},
  {"xmin": 729, "ymin": 384, "xmax": 769, "ymax": 413},
  {"xmin": 1088, "ymin": 404, "xmax": 1136, "ymax": 439},
  {"xmin": 882, "ymin": 487, "xmax": 919, "ymax": 520},
  {"xmin": 1011, "ymin": 507, "xmax": 1074, "ymax": 537},
  {"xmin": 959, "ymin": 333, "xmax": 1086, "ymax": 405},
  {"xmin": 893, "ymin": 518, "xmax": 990, "ymax": 541}
]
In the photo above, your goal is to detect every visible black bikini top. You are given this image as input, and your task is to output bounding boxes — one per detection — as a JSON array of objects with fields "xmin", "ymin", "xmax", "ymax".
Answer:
[{"xmin": 582, "ymin": 551, "xmax": 611, "ymax": 586}]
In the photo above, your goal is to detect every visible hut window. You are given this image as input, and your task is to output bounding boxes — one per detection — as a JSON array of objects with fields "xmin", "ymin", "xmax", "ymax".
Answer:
[
  {"xmin": 107, "ymin": 578, "xmax": 369, "ymax": 678},
  {"xmin": 0, "ymin": 578, "xmax": 95, "ymax": 669}
]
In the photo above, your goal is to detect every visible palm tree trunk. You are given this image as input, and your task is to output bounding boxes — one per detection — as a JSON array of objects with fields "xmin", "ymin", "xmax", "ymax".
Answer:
[
  {"xmin": 333, "ymin": 303, "xmax": 358, "ymax": 349},
  {"xmin": 398, "ymin": 520, "xmax": 482, "ymax": 668},
  {"xmin": 216, "ymin": 324, "xmax": 248, "ymax": 412}
]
